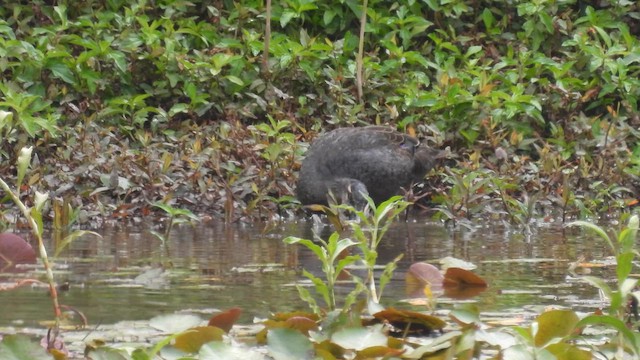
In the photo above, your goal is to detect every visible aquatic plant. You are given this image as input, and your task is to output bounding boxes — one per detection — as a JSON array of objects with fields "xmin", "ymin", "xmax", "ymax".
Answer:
[
  {"xmin": 285, "ymin": 195, "xmax": 410, "ymax": 315},
  {"xmin": 284, "ymin": 231, "xmax": 363, "ymax": 315},
  {"xmin": 0, "ymin": 147, "xmax": 62, "ymax": 351},
  {"xmin": 150, "ymin": 201, "xmax": 200, "ymax": 260},
  {"xmin": 568, "ymin": 214, "xmax": 640, "ymax": 357}
]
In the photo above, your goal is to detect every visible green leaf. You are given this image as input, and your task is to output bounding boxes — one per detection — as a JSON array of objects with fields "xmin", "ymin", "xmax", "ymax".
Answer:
[
  {"xmin": 538, "ymin": 12, "xmax": 554, "ymax": 33},
  {"xmin": 481, "ymin": 8, "xmax": 495, "ymax": 30},
  {"xmin": 267, "ymin": 328, "xmax": 314, "ymax": 360},
  {"xmin": 284, "ymin": 236, "xmax": 326, "ymax": 262},
  {"xmin": 174, "ymin": 326, "xmax": 225, "ymax": 353},
  {"xmin": 0, "ymin": 334, "xmax": 51, "ymax": 360},
  {"xmin": 323, "ymin": 9, "xmax": 336, "ymax": 25},
  {"xmin": 295, "ymin": 284, "xmax": 320, "ymax": 315},
  {"xmin": 149, "ymin": 314, "xmax": 203, "ymax": 333},
  {"xmin": 566, "ymin": 221, "xmax": 614, "ymax": 253},
  {"xmin": 534, "ymin": 309, "xmax": 579, "ymax": 347},
  {"xmin": 106, "ymin": 51, "xmax": 127, "ymax": 73},
  {"xmin": 617, "ymin": 252, "xmax": 635, "ymax": 283},
  {"xmin": 545, "ymin": 342, "xmax": 591, "ymax": 360},
  {"xmin": 53, "ymin": 5, "xmax": 68, "ymax": 27},
  {"xmin": 46, "ymin": 60, "xmax": 75, "ymax": 84},
  {"xmin": 581, "ymin": 276, "xmax": 613, "ymax": 299},
  {"xmin": 280, "ymin": 11, "xmax": 297, "ymax": 27},
  {"xmin": 29, "ymin": 207, "xmax": 43, "ymax": 237},
  {"xmin": 576, "ymin": 315, "xmax": 639, "ymax": 351},
  {"xmin": 465, "ymin": 45, "xmax": 482, "ymax": 57},
  {"xmin": 225, "ymin": 75, "xmax": 244, "ymax": 86},
  {"xmin": 169, "ymin": 103, "xmax": 189, "ymax": 116},
  {"xmin": 200, "ymin": 341, "xmax": 264, "ymax": 359}
]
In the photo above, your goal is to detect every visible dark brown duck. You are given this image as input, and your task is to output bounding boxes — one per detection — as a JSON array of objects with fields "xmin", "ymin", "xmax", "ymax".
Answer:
[{"xmin": 296, "ymin": 126, "xmax": 440, "ymax": 207}]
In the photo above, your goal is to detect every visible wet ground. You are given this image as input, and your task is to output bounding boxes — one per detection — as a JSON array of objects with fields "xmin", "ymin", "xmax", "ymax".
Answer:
[{"xmin": 0, "ymin": 217, "xmax": 614, "ymax": 329}]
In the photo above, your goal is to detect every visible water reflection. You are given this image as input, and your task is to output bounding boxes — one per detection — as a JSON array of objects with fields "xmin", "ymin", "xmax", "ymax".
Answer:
[{"xmin": 0, "ymin": 219, "xmax": 612, "ymax": 327}]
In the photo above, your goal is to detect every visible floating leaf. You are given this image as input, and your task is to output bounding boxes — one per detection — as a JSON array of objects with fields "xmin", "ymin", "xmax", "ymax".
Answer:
[
  {"xmin": 200, "ymin": 341, "xmax": 266, "ymax": 360},
  {"xmin": 406, "ymin": 262, "xmax": 444, "ymax": 287},
  {"xmin": 267, "ymin": 328, "xmax": 314, "ymax": 360},
  {"xmin": 284, "ymin": 316, "xmax": 318, "ymax": 335},
  {"xmin": 443, "ymin": 285, "xmax": 487, "ymax": 299},
  {"xmin": 174, "ymin": 326, "xmax": 225, "ymax": 353},
  {"xmin": 0, "ymin": 334, "xmax": 51, "ymax": 360},
  {"xmin": 357, "ymin": 345, "xmax": 404, "ymax": 358},
  {"xmin": 331, "ymin": 324, "xmax": 388, "ymax": 351},
  {"xmin": 149, "ymin": 314, "xmax": 203, "ymax": 333},
  {"xmin": 373, "ymin": 308, "xmax": 445, "ymax": 335},
  {"xmin": 208, "ymin": 307, "xmax": 242, "ymax": 333},
  {"xmin": 404, "ymin": 331, "xmax": 461, "ymax": 359},
  {"xmin": 443, "ymin": 267, "xmax": 487, "ymax": 288},
  {"xmin": 449, "ymin": 304, "xmax": 481, "ymax": 326},
  {"xmin": 440, "ymin": 257, "xmax": 477, "ymax": 271},
  {"xmin": 84, "ymin": 346, "xmax": 129, "ymax": 360}
]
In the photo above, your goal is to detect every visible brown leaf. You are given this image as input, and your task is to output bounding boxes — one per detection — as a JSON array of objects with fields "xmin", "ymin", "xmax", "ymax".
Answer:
[
  {"xmin": 374, "ymin": 308, "xmax": 446, "ymax": 335},
  {"xmin": 443, "ymin": 286, "xmax": 487, "ymax": 299},
  {"xmin": 284, "ymin": 316, "xmax": 318, "ymax": 335},
  {"xmin": 208, "ymin": 307, "xmax": 242, "ymax": 333},
  {"xmin": 443, "ymin": 267, "xmax": 487, "ymax": 288},
  {"xmin": 271, "ymin": 311, "xmax": 319, "ymax": 322},
  {"xmin": 357, "ymin": 346, "xmax": 405, "ymax": 358}
]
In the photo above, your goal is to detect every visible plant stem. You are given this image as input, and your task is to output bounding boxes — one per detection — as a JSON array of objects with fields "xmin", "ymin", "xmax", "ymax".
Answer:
[
  {"xmin": 263, "ymin": 0, "xmax": 271, "ymax": 77},
  {"xmin": 0, "ymin": 178, "xmax": 61, "ymax": 337},
  {"xmin": 356, "ymin": 0, "xmax": 368, "ymax": 102}
]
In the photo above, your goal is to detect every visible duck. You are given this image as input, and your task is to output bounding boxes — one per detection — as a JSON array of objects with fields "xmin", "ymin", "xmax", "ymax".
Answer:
[{"xmin": 296, "ymin": 126, "xmax": 441, "ymax": 208}]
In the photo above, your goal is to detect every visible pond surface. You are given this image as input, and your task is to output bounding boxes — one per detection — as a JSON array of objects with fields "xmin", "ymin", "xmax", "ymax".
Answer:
[{"xmin": 0, "ymin": 217, "xmax": 614, "ymax": 329}]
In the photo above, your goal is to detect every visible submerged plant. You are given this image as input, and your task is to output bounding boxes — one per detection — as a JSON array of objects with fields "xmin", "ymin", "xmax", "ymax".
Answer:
[{"xmin": 150, "ymin": 201, "xmax": 200, "ymax": 260}]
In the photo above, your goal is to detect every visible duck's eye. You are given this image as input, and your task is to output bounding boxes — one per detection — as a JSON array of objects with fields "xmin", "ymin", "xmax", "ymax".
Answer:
[{"xmin": 399, "ymin": 141, "xmax": 416, "ymax": 155}]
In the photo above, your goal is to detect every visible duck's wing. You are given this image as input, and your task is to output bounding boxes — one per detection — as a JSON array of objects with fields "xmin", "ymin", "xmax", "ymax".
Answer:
[{"xmin": 330, "ymin": 126, "xmax": 420, "ymax": 152}]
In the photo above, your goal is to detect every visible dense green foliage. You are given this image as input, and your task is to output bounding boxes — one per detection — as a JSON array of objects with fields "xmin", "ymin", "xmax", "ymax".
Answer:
[{"xmin": 0, "ymin": 0, "xmax": 639, "ymax": 221}]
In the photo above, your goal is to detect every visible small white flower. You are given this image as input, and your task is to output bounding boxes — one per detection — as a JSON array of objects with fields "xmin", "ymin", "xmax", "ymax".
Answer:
[
  {"xmin": 18, "ymin": 146, "xmax": 33, "ymax": 168},
  {"xmin": 34, "ymin": 191, "xmax": 49, "ymax": 212},
  {"xmin": 17, "ymin": 146, "xmax": 33, "ymax": 186}
]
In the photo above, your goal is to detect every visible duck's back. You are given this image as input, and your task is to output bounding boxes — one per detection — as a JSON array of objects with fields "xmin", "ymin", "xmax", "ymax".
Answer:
[{"xmin": 297, "ymin": 126, "xmax": 424, "ymax": 204}]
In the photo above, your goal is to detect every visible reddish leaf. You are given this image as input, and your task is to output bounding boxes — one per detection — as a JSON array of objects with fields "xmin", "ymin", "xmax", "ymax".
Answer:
[
  {"xmin": 443, "ymin": 267, "xmax": 487, "ymax": 288},
  {"xmin": 0, "ymin": 233, "xmax": 36, "ymax": 272},
  {"xmin": 208, "ymin": 307, "xmax": 242, "ymax": 333},
  {"xmin": 406, "ymin": 263, "xmax": 444, "ymax": 287}
]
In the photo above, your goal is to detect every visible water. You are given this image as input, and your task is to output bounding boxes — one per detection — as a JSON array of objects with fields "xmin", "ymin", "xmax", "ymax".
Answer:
[{"xmin": 0, "ymin": 218, "xmax": 613, "ymax": 328}]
